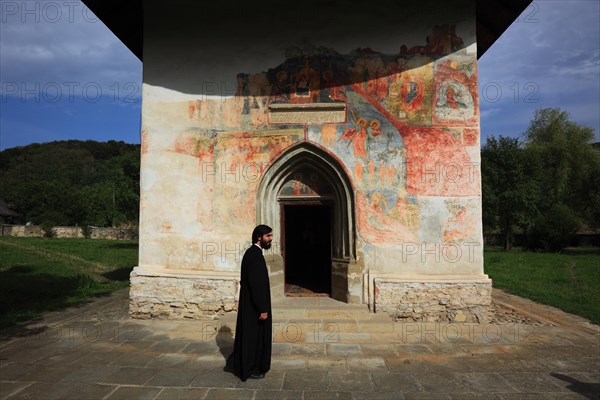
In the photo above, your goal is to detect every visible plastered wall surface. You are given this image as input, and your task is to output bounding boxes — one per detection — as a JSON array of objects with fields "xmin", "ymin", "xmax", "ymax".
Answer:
[{"xmin": 131, "ymin": 0, "xmax": 491, "ymax": 321}]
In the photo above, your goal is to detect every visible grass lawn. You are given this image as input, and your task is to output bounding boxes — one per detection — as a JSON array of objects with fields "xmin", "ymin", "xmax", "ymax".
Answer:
[
  {"xmin": 0, "ymin": 237, "xmax": 138, "ymax": 328},
  {"xmin": 484, "ymin": 246, "xmax": 600, "ymax": 325}
]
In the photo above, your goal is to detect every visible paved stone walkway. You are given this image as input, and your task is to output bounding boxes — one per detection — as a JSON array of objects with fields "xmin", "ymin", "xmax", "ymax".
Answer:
[{"xmin": 1, "ymin": 288, "xmax": 598, "ymax": 399}]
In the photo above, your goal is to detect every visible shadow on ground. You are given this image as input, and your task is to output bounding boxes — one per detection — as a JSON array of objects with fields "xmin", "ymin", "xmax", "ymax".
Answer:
[
  {"xmin": 216, "ymin": 325, "xmax": 234, "ymax": 359},
  {"xmin": 0, "ymin": 266, "xmax": 97, "ymax": 329},
  {"xmin": 103, "ymin": 266, "xmax": 133, "ymax": 281},
  {"xmin": 103, "ymin": 242, "xmax": 139, "ymax": 250},
  {"xmin": 551, "ymin": 373, "xmax": 600, "ymax": 400}
]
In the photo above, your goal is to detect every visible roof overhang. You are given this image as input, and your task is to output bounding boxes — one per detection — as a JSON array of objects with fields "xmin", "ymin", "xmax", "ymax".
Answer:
[{"xmin": 82, "ymin": 0, "xmax": 532, "ymax": 62}]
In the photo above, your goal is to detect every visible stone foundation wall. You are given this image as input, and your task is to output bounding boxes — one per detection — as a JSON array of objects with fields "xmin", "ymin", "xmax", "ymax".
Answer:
[
  {"xmin": 90, "ymin": 227, "xmax": 138, "ymax": 240},
  {"xmin": 374, "ymin": 280, "xmax": 492, "ymax": 323},
  {"xmin": 0, "ymin": 224, "xmax": 43, "ymax": 237},
  {"xmin": 52, "ymin": 226, "xmax": 84, "ymax": 238},
  {"xmin": 129, "ymin": 270, "xmax": 238, "ymax": 319},
  {"xmin": 0, "ymin": 224, "xmax": 138, "ymax": 240}
]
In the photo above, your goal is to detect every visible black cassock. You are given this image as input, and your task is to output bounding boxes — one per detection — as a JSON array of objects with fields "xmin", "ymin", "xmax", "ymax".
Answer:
[{"xmin": 225, "ymin": 244, "xmax": 272, "ymax": 381}]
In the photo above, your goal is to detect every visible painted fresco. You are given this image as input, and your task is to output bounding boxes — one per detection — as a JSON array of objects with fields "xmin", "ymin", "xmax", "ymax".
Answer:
[
  {"xmin": 419, "ymin": 197, "xmax": 481, "ymax": 243},
  {"xmin": 132, "ymin": 2, "xmax": 495, "ymax": 324},
  {"xmin": 356, "ymin": 189, "xmax": 420, "ymax": 243},
  {"xmin": 172, "ymin": 129, "xmax": 304, "ymax": 232},
  {"xmin": 213, "ymin": 132, "xmax": 303, "ymax": 228},
  {"xmin": 168, "ymin": 24, "xmax": 480, "ymax": 246},
  {"xmin": 279, "ymin": 167, "xmax": 334, "ymax": 197},
  {"xmin": 171, "ymin": 130, "xmax": 217, "ymax": 232},
  {"xmin": 432, "ymin": 56, "xmax": 478, "ymax": 126},
  {"xmin": 387, "ymin": 59, "xmax": 434, "ymax": 126},
  {"xmin": 187, "ymin": 97, "xmax": 246, "ymax": 129},
  {"xmin": 443, "ymin": 198, "xmax": 480, "ymax": 242}
]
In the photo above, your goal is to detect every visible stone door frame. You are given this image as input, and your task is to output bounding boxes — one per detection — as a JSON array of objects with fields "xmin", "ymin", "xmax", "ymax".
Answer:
[{"xmin": 256, "ymin": 141, "xmax": 357, "ymax": 301}]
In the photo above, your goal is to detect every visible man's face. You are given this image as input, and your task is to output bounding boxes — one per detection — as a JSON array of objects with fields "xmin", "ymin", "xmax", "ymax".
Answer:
[{"xmin": 260, "ymin": 232, "xmax": 273, "ymax": 250}]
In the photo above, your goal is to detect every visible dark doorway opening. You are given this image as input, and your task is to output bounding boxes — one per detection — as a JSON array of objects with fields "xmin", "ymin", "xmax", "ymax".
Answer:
[{"xmin": 283, "ymin": 204, "xmax": 332, "ymax": 296}]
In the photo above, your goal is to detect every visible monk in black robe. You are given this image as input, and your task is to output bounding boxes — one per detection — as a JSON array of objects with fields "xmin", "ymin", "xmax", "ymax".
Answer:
[{"xmin": 224, "ymin": 225, "xmax": 273, "ymax": 381}]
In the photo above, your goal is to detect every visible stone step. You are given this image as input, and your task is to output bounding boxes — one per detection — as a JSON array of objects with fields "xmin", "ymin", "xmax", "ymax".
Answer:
[
  {"xmin": 196, "ymin": 324, "xmax": 394, "ymax": 346},
  {"xmin": 272, "ymin": 296, "xmax": 370, "ymax": 309},
  {"xmin": 161, "ymin": 314, "xmax": 529, "ymax": 348},
  {"xmin": 203, "ymin": 296, "xmax": 401, "ymax": 344},
  {"xmin": 198, "ymin": 320, "xmax": 401, "ymax": 344},
  {"xmin": 272, "ymin": 298, "xmax": 385, "ymax": 322},
  {"xmin": 272, "ymin": 310, "xmax": 384, "ymax": 321}
]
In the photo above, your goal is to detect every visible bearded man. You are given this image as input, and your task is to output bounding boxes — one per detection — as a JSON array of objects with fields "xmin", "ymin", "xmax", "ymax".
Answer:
[{"xmin": 224, "ymin": 225, "xmax": 273, "ymax": 381}]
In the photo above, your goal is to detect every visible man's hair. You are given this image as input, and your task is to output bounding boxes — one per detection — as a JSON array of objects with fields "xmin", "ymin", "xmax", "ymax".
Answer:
[{"xmin": 252, "ymin": 224, "xmax": 272, "ymax": 243}]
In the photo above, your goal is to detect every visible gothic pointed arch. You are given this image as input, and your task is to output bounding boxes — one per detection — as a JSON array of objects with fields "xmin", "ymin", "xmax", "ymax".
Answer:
[{"xmin": 256, "ymin": 141, "xmax": 356, "ymax": 261}]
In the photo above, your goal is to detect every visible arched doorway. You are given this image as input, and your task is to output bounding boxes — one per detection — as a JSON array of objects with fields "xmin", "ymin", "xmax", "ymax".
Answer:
[
  {"xmin": 280, "ymin": 171, "xmax": 333, "ymax": 296},
  {"xmin": 256, "ymin": 142, "xmax": 356, "ymax": 302}
]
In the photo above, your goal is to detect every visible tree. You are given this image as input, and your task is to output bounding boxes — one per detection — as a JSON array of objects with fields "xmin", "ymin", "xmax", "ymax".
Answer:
[
  {"xmin": 522, "ymin": 108, "xmax": 600, "ymax": 250},
  {"xmin": 481, "ymin": 108, "xmax": 599, "ymax": 251},
  {"xmin": 481, "ymin": 136, "xmax": 537, "ymax": 250}
]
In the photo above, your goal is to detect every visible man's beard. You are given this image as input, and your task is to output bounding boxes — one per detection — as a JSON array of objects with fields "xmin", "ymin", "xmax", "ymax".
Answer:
[{"xmin": 260, "ymin": 237, "xmax": 272, "ymax": 250}]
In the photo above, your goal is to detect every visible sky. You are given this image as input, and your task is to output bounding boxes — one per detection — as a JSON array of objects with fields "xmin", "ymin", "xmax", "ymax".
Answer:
[
  {"xmin": 478, "ymin": 0, "xmax": 600, "ymax": 143},
  {"xmin": 0, "ymin": 0, "xmax": 598, "ymax": 151}
]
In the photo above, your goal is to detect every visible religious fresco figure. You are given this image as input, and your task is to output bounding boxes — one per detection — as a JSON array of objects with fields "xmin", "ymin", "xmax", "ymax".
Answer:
[
  {"xmin": 368, "ymin": 159, "xmax": 376, "ymax": 183},
  {"xmin": 322, "ymin": 70, "xmax": 348, "ymax": 103},
  {"xmin": 279, "ymin": 169, "xmax": 333, "ymax": 197},
  {"xmin": 368, "ymin": 119, "xmax": 383, "ymax": 137},
  {"xmin": 444, "ymin": 85, "xmax": 462, "ymax": 109},
  {"xmin": 435, "ymin": 81, "xmax": 473, "ymax": 120},
  {"xmin": 354, "ymin": 161, "xmax": 365, "ymax": 182},
  {"xmin": 291, "ymin": 60, "xmax": 320, "ymax": 103},
  {"xmin": 269, "ymin": 70, "xmax": 290, "ymax": 103},
  {"xmin": 339, "ymin": 117, "xmax": 369, "ymax": 158},
  {"xmin": 370, "ymin": 191, "xmax": 389, "ymax": 214},
  {"xmin": 322, "ymin": 125, "xmax": 338, "ymax": 148}
]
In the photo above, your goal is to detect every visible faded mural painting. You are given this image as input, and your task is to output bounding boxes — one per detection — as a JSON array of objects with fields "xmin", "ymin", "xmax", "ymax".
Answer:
[
  {"xmin": 163, "ymin": 24, "xmax": 480, "ymax": 253},
  {"xmin": 133, "ymin": 16, "xmax": 491, "ymax": 322}
]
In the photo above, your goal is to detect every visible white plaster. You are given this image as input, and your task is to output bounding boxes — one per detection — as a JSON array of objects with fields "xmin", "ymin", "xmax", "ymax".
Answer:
[
  {"xmin": 143, "ymin": 83, "xmax": 224, "ymax": 102},
  {"xmin": 418, "ymin": 197, "xmax": 454, "ymax": 242},
  {"xmin": 466, "ymin": 146, "xmax": 481, "ymax": 164},
  {"xmin": 371, "ymin": 243, "xmax": 483, "ymax": 275},
  {"xmin": 140, "ymin": 168, "xmax": 158, "ymax": 191},
  {"xmin": 466, "ymin": 42, "xmax": 477, "ymax": 55}
]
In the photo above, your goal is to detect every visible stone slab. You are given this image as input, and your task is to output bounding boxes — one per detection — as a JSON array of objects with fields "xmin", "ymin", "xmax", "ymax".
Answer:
[
  {"xmin": 1, "ymin": 287, "xmax": 599, "ymax": 399},
  {"xmin": 105, "ymin": 386, "xmax": 162, "ymax": 400}
]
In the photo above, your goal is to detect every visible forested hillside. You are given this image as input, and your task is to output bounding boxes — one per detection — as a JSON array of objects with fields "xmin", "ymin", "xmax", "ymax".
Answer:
[{"xmin": 0, "ymin": 140, "xmax": 140, "ymax": 227}]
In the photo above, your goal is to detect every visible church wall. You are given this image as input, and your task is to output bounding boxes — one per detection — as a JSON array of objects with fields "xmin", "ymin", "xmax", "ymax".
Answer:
[{"xmin": 130, "ymin": 0, "xmax": 492, "ymax": 322}]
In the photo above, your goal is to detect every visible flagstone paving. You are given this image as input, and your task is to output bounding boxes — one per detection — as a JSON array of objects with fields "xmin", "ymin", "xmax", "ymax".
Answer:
[{"xmin": 1, "ymin": 288, "xmax": 598, "ymax": 399}]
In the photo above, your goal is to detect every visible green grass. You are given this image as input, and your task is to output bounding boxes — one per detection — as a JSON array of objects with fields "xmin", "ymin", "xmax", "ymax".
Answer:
[
  {"xmin": 0, "ymin": 237, "xmax": 138, "ymax": 328},
  {"xmin": 484, "ymin": 246, "xmax": 600, "ymax": 325}
]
